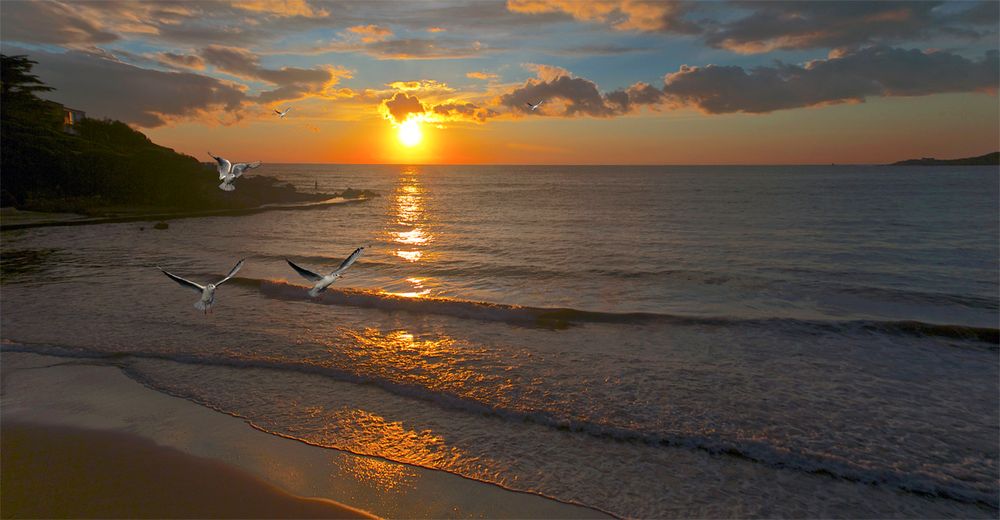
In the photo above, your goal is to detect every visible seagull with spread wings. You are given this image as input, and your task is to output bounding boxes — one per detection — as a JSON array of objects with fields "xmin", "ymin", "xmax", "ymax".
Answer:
[
  {"xmin": 526, "ymin": 100, "xmax": 544, "ymax": 111},
  {"xmin": 286, "ymin": 247, "xmax": 365, "ymax": 297},
  {"xmin": 159, "ymin": 259, "xmax": 245, "ymax": 314},
  {"xmin": 275, "ymin": 107, "xmax": 292, "ymax": 118},
  {"xmin": 208, "ymin": 152, "xmax": 261, "ymax": 191}
]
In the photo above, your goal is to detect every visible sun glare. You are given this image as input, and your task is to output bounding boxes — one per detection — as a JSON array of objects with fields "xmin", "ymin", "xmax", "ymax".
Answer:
[{"xmin": 398, "ymin": 119, "xmax": 423, "ymax": 147}]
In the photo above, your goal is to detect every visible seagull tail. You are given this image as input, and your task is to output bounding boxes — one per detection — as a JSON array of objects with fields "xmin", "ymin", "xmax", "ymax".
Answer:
[
  {"xmin": 218, "ymin": 182, "xmax": 236, "ymax": 192},
  {"xmin": 308, "ymin": 286, "xmax": 323, "ymax": 298},
  {"xmin": 194, "ymin": 300, "xmax": 208, "ymax": 311}
]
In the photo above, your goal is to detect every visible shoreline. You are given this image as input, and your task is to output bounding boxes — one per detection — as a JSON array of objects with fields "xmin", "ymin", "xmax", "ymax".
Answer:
[
  {"xmin": 3, "ymin": 421, "xmax": 374, "ymax": 519},
  {"xmin": 0, "ymin": 351, "xmax": 609, "ymax": 519},
  {"xmin": 0, "ymin": 196, "xmax": 373, "ymax": 231}
]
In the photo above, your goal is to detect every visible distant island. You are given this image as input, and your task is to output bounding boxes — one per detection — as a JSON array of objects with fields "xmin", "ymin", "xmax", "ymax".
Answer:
[
  {"xmin": 0, "ymin": 54, "xmax": 375, "ymax": 217},
  {"xmin": 891, "ymin": 151, "xmax": 999, "ymax": 166}
]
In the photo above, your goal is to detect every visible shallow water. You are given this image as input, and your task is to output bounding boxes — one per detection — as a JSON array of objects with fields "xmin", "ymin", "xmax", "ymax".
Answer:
[{"xmin": 2, "ymin": 165, "xmax": 997, "ymax": 517}]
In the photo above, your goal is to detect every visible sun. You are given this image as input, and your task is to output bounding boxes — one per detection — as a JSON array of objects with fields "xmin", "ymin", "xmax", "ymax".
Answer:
[{"xmin": 398, "ymin": 119, "xmax": 423, "ymax": 147}]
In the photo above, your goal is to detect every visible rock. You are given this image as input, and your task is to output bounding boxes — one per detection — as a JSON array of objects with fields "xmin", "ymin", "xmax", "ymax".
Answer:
[{"xmin": 153, "ymin": 221, "xmax": 169, "ymax": 230}]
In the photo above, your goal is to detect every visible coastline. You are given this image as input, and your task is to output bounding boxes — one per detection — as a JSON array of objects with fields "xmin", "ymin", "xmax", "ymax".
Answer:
[
  {"xmin": 0, "ymin": 196, "xmax": 373, "ymax": 231},
  {"xmin": 0, "ymin": 351, "xmax": 609, "ymax": 519}
]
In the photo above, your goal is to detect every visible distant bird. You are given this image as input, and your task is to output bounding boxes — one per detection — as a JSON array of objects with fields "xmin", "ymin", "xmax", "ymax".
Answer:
[
  {"xmin": 159, "ymin": 258, "xmax": 245, "ymax": 314},
  {"xmin": 208, "ymin": 152, "xmax": 260, "ymax": 191},
  {"xmin": 526, "ymin": 100, "xmax": 544, "ymax": 111},
  {"xmin": 286, "ymin": 247, "xmax": 365, "ymax": 297},
  {"xmin": 274, "ymin": 107, "xmax": 292, "ymax": 118},
  {"xmin": 219, "ymin": 161, "xmax": 261, "ymax": 191}
]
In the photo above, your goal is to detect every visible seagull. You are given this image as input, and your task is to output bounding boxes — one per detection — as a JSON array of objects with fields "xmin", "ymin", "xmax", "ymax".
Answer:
[
  {"xmin": 208, "ymin": 152, "xmax": 261, "ymax": 191},
  {"xmin": 274, "ymin": 107, "xmax": 292, "ymax": 118},
  {"xmin": 286, "ymin": 247, "xmax": 365, "ymax": 297},
  {"xmin": 159, "ymin": 259, "xmax": 245, "ymax": 314},
  {"xmin": 526, "ymin": 100, "xmax": 544, "ymax": 111},
  {"xmin": 219, "ymin": 161, "xmax": 261, "ymax": 191}
]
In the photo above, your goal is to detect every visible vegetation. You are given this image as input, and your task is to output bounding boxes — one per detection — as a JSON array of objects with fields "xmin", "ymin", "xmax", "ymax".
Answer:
[
  {"xmin": 1, "ymin": 54, "xmax": 353, "ymax": 214},
  {"xmin": 891, "ymin": 151, "xmax": 999, "ymax": 166}
]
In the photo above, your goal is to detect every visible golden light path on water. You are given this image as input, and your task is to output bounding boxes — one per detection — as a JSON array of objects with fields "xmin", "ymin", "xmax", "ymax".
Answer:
[{"xmin": 385, "ymin": 167, "xmax": 433, "ymax": 297}]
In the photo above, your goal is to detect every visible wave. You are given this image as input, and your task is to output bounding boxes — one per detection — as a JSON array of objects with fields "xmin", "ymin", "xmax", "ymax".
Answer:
[
  {"xmin": 234, "ymin": 278, "xmax": 999, "ymax": 344},
  {"xmin": 3, "ymin": 339, "xmax": 996, "ymax": 509}
]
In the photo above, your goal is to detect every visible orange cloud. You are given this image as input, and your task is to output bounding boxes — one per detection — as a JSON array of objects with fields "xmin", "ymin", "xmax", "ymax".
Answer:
[
  {"xmin": 347, "ymin": 24, "xmax": 393, "ymax": 43},
  {"xmin": 232, "ymin": 0, "xmax": 328, "ymax": 17},
  {"xmin": 507, "ymin": 0, "xmax": 695, "ymax": 33},
  {"xmin": 466, "ymin": 71, "xmax": 499, "ymax": 81}
]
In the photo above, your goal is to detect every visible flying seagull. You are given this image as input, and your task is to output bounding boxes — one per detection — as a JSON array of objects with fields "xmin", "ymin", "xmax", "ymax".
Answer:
[
  {"xmin": 286, "ymin": 247, "xmax": 365, "ymax": 297},
  {"xmin": 526, "ymin": 100, "xmax": 544, "ymax": 111},
  {"xmin": 208, "ymin": 152, "xmax": 261, "ymax": 191},
  {"xmin": 219, "ymin": 161, "xmax": 261, "ymax": 191},
  {"xmin": 159, "ymin": 259, "xmax": 245, "ymax": 314},
  {"xmin": 275, "ymin": 107, "xmax": 292, "ymax": 118}
]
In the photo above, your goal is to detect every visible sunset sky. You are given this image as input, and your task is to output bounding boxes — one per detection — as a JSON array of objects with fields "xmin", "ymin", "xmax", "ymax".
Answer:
[{"xmin": 2, "ymin": 0, "xmax": 998, "ymax": 164}]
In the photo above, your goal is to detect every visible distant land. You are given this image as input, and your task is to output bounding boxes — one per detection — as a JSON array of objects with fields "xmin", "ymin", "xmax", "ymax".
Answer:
[{"xmin": 891, "ymin": 151, "xmax": 999, "ymax": 166}]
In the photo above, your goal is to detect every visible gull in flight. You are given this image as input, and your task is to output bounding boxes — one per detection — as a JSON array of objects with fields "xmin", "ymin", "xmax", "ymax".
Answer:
[
  {"xmin": 526, "ymin": 100, "xmax": 544, "ymax": 111},
  {"xmin": 275, "ymin": 107, "xmax": 292, "ymax": 118},
  {"xmin": 159, "ymin": 258, "xmax": 245, "ymax": 314},
  {"xmin": 208, "ymin": 152, "xmax": 261, "ymax": 191},
  {"xmin": 286, "ymin": 247, "xmax": 365, "ymax": 297}
]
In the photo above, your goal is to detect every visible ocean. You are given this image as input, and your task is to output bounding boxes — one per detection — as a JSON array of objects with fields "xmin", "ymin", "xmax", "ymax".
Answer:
[{"xmin": 2, "ymin": 165, "xmax": 997, "ymax": 518}]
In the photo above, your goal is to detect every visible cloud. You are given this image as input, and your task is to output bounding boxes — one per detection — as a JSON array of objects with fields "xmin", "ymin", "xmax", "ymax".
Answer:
[
  {"xmin": 157, "ymin": 52, "xmax": 205, "ymax": 70},
  {"xmin": 230, "ymin": 0, "xmax": 328, "ymax": 18},
  {"xmin": 17, "ymin": 48, "xmax": 245, "ymax": 127},
  {"xmin": 347, "ymin": 24, "xmax": 393, "ymax": 43},
  {"xmin": 382, "ymin": 92, "xmax": 426, "ymax": 123},
  {"xmin": 427, "ymin": 27, "xmax": 446, "ymax": 33},
  {"xmin": 199, "ymin": 45, "xmax": 350, "ymax": 102},
  {"xmin": 506, "ymin": 0, "xmax": 699, "ymax": 33},
  {"xmin": 498, "ymin": 64, "xmax": 662, "ymax": 116},
  {"xmin": 0, "ymin": 1, "xmax": 118, "ymax": 45},
  {"xmin": 363, "ymin": 38, "xmax": 492, "ymax": 60},
  {"xmin": 467, "ymin": 71, "xmax": 499, "ymax": 81},
  {"xmin": 705, "ymin": 1, "xmax": 998, "ymax": 54},
  {"xmin": 663, "ymin": 46, "xmax": 1000, "ymax": 114},
  {"xmin": 432, "ymin": 102, "xmax": 498, "ymax": 123}
]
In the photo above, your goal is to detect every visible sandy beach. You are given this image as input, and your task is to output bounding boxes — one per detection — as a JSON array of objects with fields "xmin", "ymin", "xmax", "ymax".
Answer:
[{"xmin": 0, "ymin": 351, "xmax": 608, "ymax": 519}]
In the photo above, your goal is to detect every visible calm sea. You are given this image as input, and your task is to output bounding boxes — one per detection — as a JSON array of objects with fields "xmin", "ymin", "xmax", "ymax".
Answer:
[{"xmin": 3, "ymin": 165, "xmax": 998, "ymax": 517}]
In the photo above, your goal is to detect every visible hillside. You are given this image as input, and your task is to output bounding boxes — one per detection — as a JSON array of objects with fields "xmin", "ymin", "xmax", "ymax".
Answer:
[
  {"xmin": 891, "ymin": 151, "xmax": 999, "ymax": 166},
  {"xmin": 0, "ymin": 54, "xmax": 371, "ymax": 215}
]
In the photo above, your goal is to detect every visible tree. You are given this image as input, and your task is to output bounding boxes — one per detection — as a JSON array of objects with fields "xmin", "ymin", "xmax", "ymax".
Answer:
[{"xmin": 1, "ymin": 54, "xmax": 53, "ymax": 99}]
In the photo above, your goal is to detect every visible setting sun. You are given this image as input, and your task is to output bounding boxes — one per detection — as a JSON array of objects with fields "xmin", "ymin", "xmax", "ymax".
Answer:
[{"xmin": 398, "ymin": 119, "xmax": 422, "ymax": 147}]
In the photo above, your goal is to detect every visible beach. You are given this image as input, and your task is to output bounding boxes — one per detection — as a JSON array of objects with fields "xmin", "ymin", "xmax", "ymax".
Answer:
[{"xmin": 1, "ymin": 351, "xmax": 607, "ymax": 519}]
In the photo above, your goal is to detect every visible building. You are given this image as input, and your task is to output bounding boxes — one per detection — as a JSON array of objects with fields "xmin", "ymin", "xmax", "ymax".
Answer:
[{"xmin": 62, "ymin": 107, "xmax": 86, "ymax": 134}]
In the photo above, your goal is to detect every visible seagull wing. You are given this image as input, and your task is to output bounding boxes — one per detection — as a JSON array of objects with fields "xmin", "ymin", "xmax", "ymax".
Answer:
[
  {"xmin": 525, "ymin": 102, "xmax": 533, "ymax": 108},
  {"xmin": 230, "ymin": 161, "xmax": 261, "ymax": 179},
  {"xmin": 331, "ymin": 247, "xmax": 365, "ymax": 276},
  {"xmin": 208, "ymin": 153, "xmax": 232, "ymax": 179},
  {"xmin": 160, "ymin": 268, "xmax": 204, "ymax": 293},
  {"xmin": 215, "ymin": 258, "xmax": 245, "ymax": 285},
  {"xmin": 286, "ymin": 259, "xmax": 324, "ymax": 282},
  {"xmin": 274, "ymin": 109, "xmax": 282, "ymax": 115}
]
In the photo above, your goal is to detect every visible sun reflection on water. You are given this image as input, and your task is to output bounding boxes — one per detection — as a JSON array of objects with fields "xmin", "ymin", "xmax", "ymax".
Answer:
[{"xmin": 388, "ymin": 167, "xmax": 432, "ymax": 265}]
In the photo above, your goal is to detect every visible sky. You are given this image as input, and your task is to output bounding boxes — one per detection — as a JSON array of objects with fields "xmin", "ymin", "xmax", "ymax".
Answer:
[{"xmin": 1, "ymin": 0, "xmax": 998, "ymax": 164}]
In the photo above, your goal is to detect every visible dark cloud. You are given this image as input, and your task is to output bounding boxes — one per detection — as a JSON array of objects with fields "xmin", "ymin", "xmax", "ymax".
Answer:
[
  {"xmin": 0, "ymin": 1, "xmax": 118, "ymax": 45},
  {"xmin": 383, "ymin": 92, "xmax": 425, "ymax": 123},
  {"xmin": 705, "ymin": 1, "xmax": 997, "ymax": 53},
  {"xmin": 432, "ymin": 102, "xmax": 498, "ymax": 122},
  {"xmin": 663, "ymin": 46, "xmax": 999, "ymax": 114},
  {"xmin": 199, "ymin": 45, "xmax": 346, "ymax": 103},
  {"xmin": 16, "ymin": 48, "xmax": 244, "ymax": 127},
  {"xmin": 157, "ymin": 52, "xmax": 205, "ymax": 70},
  {"xmin": 498, "ymin": 68, "xmax": 663, "ymax": 117}
]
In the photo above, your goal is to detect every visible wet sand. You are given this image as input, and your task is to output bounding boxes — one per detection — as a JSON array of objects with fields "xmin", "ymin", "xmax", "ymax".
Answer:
[{"xmin": 2, "ymin": 422, "xmax": 373, "ymax": 519}]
